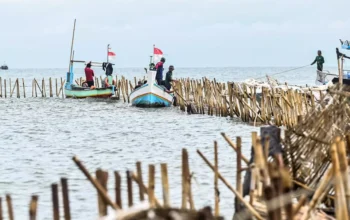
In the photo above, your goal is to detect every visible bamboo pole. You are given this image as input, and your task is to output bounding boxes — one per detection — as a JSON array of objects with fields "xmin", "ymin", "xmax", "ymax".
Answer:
[
  {"xmin": 49, "ymin": 77, "xmax": 53, "ymax": 97},
  {"xmin": 235, "ymin": 137, "xmax": 243, "ymax": 212},
  {"xmin": 182, "ymin": 149, "xmax": 189, "ymax": 209},
  {"xmin": 42, "ymin": 78, "xmax": 46, "ymax": 97},
  {"xmin": 148, "ymin": 164, "xmax": 156, "ymax": 208},
  {"xmin": 10, "ymin": 78, "xmax": 16, "ymax": 97},
  {"xmin": 114, "ymin": 171, "xmax": 122, "ymax": 209},
  {"xmin": 51, "ymin": 184, "xmax": 60, "ymax": 220},
  {"xmin": 61, "ymin": 178, "xmax": 71, "ymax": 220},
  {"xmin": 197, "ymin": 150, "xmax": 263, "ymax": 220},
  {"xmin": 136, "ymin": 162, "xmax": 145, "ymax": 201},
  {"xmin": 214, "ymin": 141, "xmax": 220, "ymax": 217},
  {"xmin": 0, "ymin": 77, "xmax": 2, "ymax": 98},
  {"xmin": 29, "ymin": 195, "xmax": 38, "ymax": 220},
  {"xmin": 126, "ymin": 170, "xmax": 133, "ymax": 207},
  {"xmin": 131, "ymin": 173, "xmax": 162, "ymax": 207},
  {"xmin": 331, "ymin": 143, "xmax": 348, "ymax": 220},
  {"xmin": 72, "ymin": 156, "xmax": 120, "ymax": 210},
  {"xmin": 9, "ymin": 78, "xmax": 11, "ymax": 97},
  {"xmin": 221, "ymin": 133, "xmax": 249, "ymax": 164},
  {"xmin": 96, "ymin": 169, "xmax": 108, "ymax": 216},
  {"xmin": 4, "ymin": 79, "xmax": 6, "ymax": 98},
  {"xmin": 0, "ymin": 197, "xmax": 2, "ymax": 220},
  {"xmin": 161, "ymin": 163, "xmax": 170, "ymax": 208},
  {"xmin": 6, "ymin": 195, "xmax": 13, "ymax": 220},
  {"xmin": 22, "ymin": 78, "xmax": 26, "ymax": 98},
  {"xmin": 56, "ymin": 78, "xmax": 58, "ymax": 97},
  {"xmin": 336, "ymin": 138, "xmax": 350, "ymax": 216},
  {"xmin": 16, "ymin": 79, "xmax": 20, "ymax": 98}
]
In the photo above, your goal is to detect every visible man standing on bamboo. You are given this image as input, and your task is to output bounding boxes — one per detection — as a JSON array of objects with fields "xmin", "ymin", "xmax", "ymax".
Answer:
[{"xmin": 311, "ymin": 50, "xmax": 325, "ymax": 71}]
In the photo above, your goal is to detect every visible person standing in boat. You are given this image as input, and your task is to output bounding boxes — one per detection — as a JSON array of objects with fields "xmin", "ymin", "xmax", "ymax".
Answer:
[
  {"xmin": 155, "ymin": 57, "xmax": 166, "ymax": 85},
  {"xmin": 164, "ymin": 65, "xmax": 178, "ymax": 90},
  {"xmin": 85, "ymin": 62, "xmax": 95, "ymax": 87},
  {"xmin": 102, "ymin": 62, "xmax": 116, "ymax": 88},
  {"xmin": 310, "ymin": 50, "xmax": 325, "ymax": 71}
]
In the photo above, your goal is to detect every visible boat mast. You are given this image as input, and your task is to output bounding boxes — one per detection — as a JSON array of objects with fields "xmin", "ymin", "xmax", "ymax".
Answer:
[{"xmin": 68, "ymin": 19, "xmax": 76, "ymax": 73}]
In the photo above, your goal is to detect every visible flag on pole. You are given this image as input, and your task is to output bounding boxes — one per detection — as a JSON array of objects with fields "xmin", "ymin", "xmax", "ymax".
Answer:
[
  {"xmin": 153, "ymin": 46, "xmax": 163, "ymax": 64},
  {"xmin": 108, "ymin": 47, "xmax": 116, "ymax": 61}
]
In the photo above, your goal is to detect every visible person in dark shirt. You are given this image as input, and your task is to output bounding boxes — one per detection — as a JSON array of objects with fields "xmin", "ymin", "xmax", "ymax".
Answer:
[
  {"xmin": 164, "ymin": 65, "xmax": 178, "ymax": 90},
  {"xmin": 311, "ymin": 50, "xmax": 325, "ymax": 71},
  {"xmin": 84, "ymin": 62, "xmax": 95, "ymax": 87},
  {"xmin": 155, "ymin": 57, "xmax": 166, "ymax": 85}
]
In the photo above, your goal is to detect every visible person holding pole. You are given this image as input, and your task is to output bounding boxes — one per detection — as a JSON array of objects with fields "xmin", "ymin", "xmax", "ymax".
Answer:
[{"xmin": 310, "ymin": 50, "xmax": 325, "ymax": 71}]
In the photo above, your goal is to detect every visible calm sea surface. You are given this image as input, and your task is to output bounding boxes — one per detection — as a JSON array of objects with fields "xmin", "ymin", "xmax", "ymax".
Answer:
[{"xmin": 0, "ymin": 66, "xmax": 339, "ymax": 219}]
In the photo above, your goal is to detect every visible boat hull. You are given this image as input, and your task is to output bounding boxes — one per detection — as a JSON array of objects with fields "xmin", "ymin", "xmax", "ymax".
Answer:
[
  {"xmin": 130, "ymin": 70, "xmax": 174, "ymax": 107},
  {"xmin": 65, "ymin": 88, "xmax": 114, "ymax": 98}
]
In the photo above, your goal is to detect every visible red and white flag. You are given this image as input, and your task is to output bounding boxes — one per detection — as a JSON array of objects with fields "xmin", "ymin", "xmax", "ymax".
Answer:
[
  {"xmin": 108, "ymin": 48, "xmax": 116, "ymax": 61},
  {"xmin": 153, "ymin": 46, "xmax": 163, "ymax": 64}
]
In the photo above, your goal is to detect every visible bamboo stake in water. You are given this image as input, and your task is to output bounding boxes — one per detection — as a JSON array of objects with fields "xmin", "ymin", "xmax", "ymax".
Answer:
[
  {"xmin": 161, "ymin": 163, "xmax": 170, "ymax": 208},
  {"xmin": 214, "ymin": 141, "xmax": 220, "ymax": 216},
  {"xmin": 61, "ymin": 178, "xmax": 71, "ymax": 220},
  {"xmin": 148, "ymin": 164, "xmax": 156, "ymax": 208},
  {"xmin": 114, "ymin": 171, "xmax": 122, "ymax": 209},
  {"xmin": 49, "ymin": 77, "xmax": 53, "ymax": 97},
  {"xmin": 6, "ymin": 195, "xmax": 13, "ymax": 220},
  {"xmin": 22, "ymin": 78, "xmax": 26, "ymax": 98},
  {"xmin": 55, "ymin": 78, "xmax": 58, "ymax": 97},
  {"xmin": 72, "ymin": 156, "xmax": 120, "ymax": 210},
  {"xmin": 9, "ymin": 78, "xmax": 11, "ymax": 98},
  {"xmin": 126, "ymin": 170, "xmax": 133, "ymax": 207},
  {"xmin": 29, "ymin": 195, "xmax": 38, "ymax": 220},
  {"xmin": 136, "ymin": 162, "xmax": 144, "ymax": 201},
  {"xmin": 10, "ymin": 78, "xmax": 16, "ymax": 98},
  {"xmin": 52, "ymin": 184, "xmax": 60, "ymax": 220},
  {"xmin": 182, "ymin": 149, "xmax": 189, "ymax": 209},
  {"xmin": 4, "ymin": 80, "xmax": 6, "ymax": 98},
  {"xmin": 96, "ymin": 169, "xmax": 108, "ymax": 216},
  {"xmin": 0, "ymin": 77, "xmax": 2, "ymax": 98},
  {"xmin": 0, "ymin": 197, "xmax": 2, "ymax": 220},
  {"xmin": 16, "ymin": 79, "xmax": 20, "ymax": 98},
  {"xmin": 235, "ymin": 137, "xmax": 242, "ymax": 212}
]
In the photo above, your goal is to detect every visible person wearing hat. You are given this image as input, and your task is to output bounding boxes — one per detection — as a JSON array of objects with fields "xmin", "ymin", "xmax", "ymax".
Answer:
[
  {"xmin": 155, "ymin": 57, "xmax": 166, "ymax": 85},
  {"xmin": 84, "ymin": 61, "xmax": 95, "ymax": 87},
  {"xmin": 164, "ymin": 65, "xmax": 178, "ymax": 90}
]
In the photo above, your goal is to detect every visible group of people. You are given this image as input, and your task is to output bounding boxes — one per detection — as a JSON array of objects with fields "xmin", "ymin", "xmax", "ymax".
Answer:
[
  {"xmin": 82, "ymin": 62, "xmax": 116, "ymax": 88},
  {"xmin": 154, "ymin": 57, "xmax": 178, "ymax": 91}
]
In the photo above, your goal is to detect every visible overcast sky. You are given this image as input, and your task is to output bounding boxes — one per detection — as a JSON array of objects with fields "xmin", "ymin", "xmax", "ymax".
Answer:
[{"xmin": 0, "ymin": 0, "xmax": 350, "ymax": 68}]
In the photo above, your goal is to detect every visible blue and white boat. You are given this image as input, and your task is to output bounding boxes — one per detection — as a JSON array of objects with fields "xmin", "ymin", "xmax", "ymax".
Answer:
[{"xmin": 129, "ymin": 70, "xmax": 174, "ymax": 107}]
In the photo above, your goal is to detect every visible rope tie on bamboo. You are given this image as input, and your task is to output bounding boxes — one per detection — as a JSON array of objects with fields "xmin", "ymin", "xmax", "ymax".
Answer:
[{"xmin": 254, "ymin": 64, "xmax": 310, "ymax": 80}]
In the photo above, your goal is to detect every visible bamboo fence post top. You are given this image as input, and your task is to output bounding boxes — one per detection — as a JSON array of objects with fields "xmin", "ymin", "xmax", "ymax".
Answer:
[
  {"xmin": 96, "ymin": 169, "xmax": 108, "ymax": 216},
  {"xmin": 114, "ymin": 171, "xmax": 122, "ymax": 209},
  {"xmin": 29, "ymin": 195, "xmax": 39, "ymax": 220},
  {"xmin": 221, "ymin": 132, "xmax": 249, "ymax": 164},
  {"xmin": 60, "ymin": 178, "xmax": 71, "ymax": 220},
  {"xmin": 6, "ymin": 194, "xmax": 13, "ymax": 220},
  {"xmin": 148, "ymin": 164, "xmax": 156, "ymax": 208},
  {"xmin": 160, "ymin": 163, "xmax": 170, "ymax": 208},
  {"xmin": 72, "ymin": 156, "xmax": 120, "ymax": 210},
  {"xmin": 136, "ymin": 162, "xmax": 145, "ymax": 201},
  {"xmin": 0, "ymin": 197, "xmax": 2, "ymax": 220},
  {"xmin": 126, "ymin": 170, "xmax": 133, "ymax": 207},
  {"xmin": 51, "ymin": 184, "xmax": 60, "ymax": 220}
]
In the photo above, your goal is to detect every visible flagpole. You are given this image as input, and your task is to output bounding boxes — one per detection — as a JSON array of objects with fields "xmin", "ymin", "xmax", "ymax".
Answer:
[
  {"xmin": 68, "ymin": 19, "xmax": 76, "ymax": 72},
  {"xmin": 107, "ymin": 44, "xmax": 110, "ymax": 63}
]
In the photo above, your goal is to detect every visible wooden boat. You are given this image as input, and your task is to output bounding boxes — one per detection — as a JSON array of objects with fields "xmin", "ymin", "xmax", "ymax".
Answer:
[
  {"xmin": 130, "ymin": 70, "xmax": 174, "ymax": 107},
  {"xmin": 64, "ymin": 19, "xmax": 115, "ymax": 99}
]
